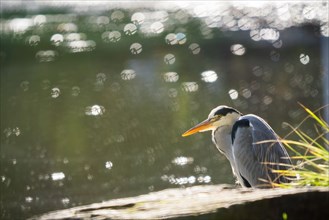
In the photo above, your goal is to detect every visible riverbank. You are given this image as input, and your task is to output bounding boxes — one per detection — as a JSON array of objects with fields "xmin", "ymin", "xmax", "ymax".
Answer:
[{"xmin": 30, "ymin": 184, "xmax": 329, "ymax": 220}]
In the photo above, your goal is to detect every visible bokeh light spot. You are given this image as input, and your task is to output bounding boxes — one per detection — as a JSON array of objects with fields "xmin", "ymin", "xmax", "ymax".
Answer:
[
  {"xmin": 71, "ymin": 86, "xmax": 80, "ymax": 97},
  {"xmin": 85, "ymin": 105, "xmax": 105, "ymax": 116},
  {"xmin": 131, "ymin": 12, "xmax": 145, "ymax": 25},
  {"xmin": 35, "ymin": 50, "xmax": 57, "ymax": 62},
  {"xmin": 151, "ymin": 22, "xmax": 164, "ymax": 34},
  {"xmin": 201, "ymin": 70, "xmax": 218, "ymax": 83},
  {"xmin": 172, "ymin": 156, "xmax": 194, "ymax": 166},
  {"xmin": 124, "ymin": 23, "xmax": 137, "ymax": 35},
  {"xmin": 300, "ymin": 53, "xmax": 310, "ymax": 65},
  {"xmin": 105, "ymin": 161, "xmax": 113, "ymax": 170},
  {"xmin": 121, "ymin": 69, "xmax": 136, "ymax": 80},
  {"xmin": 270, "ymin": 50, "xmax": 280, "ymax": 62},
  {"xmin": 111, "ymin": 10, "xmax": 125, "ymax": 22},
  {"xmin": 182, "ymin": 82, "xmax": 199, "ymax": 92},
  {"xmin": 176, "ymin": 32, "xmax": 187, "ymax": 45},
  {"xmin": 51, "ymin": 172, "xmax": 65, "ymax": 181},
  {"xmin": 163, "ymin": 72, "xmax": 179, "ymax": 82},
  {"xmin": 51, "ymin": 87, "xmax": 60, "ymax": 98},
  {"xmin": 108, "ymin": 31, "xmax": 121, "ymax": 42},
  {"xmin": 27, "ymin": 35, "xmax": 40, "ymax": 46},
  {"xmin": 50, "ymin": 34, "xmax": 64, "ymax": 46},
  {"xmin": 228, "ymin": 89, "xmax": 238, "ymax": 100},
  {"xmin": 164, "ymin": 53, "xmax": 176, "ymax": 65},
  {"xmin": 189, "ymin": 43, "xmax": 201, "ymax": 55},
  {"xmin": 165, "ymin": 33, "xmax": 178, "ymax": 45},
  {"xmin": 230, "ymin": 44, "xmax": 246, "ymax": 56},
  {"xmin": 130, "ymin": 43, "xmax": 142, "ymax": 54}
]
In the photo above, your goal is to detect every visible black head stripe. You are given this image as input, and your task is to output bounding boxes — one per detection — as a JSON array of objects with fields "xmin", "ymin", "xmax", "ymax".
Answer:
[{"xmin": 214, "ymin": 107, "xmax": 241, "ymax": 116}]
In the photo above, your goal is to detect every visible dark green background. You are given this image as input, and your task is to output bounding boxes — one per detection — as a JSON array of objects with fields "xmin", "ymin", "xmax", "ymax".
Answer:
[{"xmin": 1, "ymin": 3, "xmax": 327, "ymax": 219}]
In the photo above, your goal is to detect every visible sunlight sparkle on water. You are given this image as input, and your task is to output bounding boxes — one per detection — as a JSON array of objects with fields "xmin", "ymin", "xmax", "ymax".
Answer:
[
  {"xmin": 105, "ymin": 161, "xmax": 113, "ymax": 170},
  {"xmin": 182, "ymin": 82, "xmax": 199, "ymax": 92},
  {"xmin": 121, "ymin": 69, "xmax": 136, "ymax": 80},
  {"xmin": 51, "ymin": 87, "xmax": 60, "ymax": 98},
  {"xmin": 164, "ymin": 53, "xmax": 175, "ymax": 65},
  {"xmin": 130, "ymin": 43, "xmax": 142, "ymax": 54},
  {"xmin": 51, "ymin": 172, "xmax": 65, "ymax": 181},
  {"xmin": 163, "ymin": 72, "xmax": 179, "ymax": 82},
  {"xmin": 300, "ymin": 53, "xmax": 310, "ymax": 65},
  {"xmin": 229, "ymin": 89, "xmax": 239, "ymax": 100},
  {"xmin": 85, "ymin": 105, "xmax": 105, "ymax": 116},
  {"xmin": 230, "ymin": 44, "xmax": 246, "ymax": 56},
  {"xmin": 201, "ymin": 70, "xmax": 218, "ymax": 83},
  {"xmin": 172, "ymin": 156, "xmax": 194, "ymax": 166},
  {"xmin": 9, "ymin": 18, "xmax": 33, "ymax": 33},
  {"xmin": 189, "ymin": 43, "xmax": 201, "ymax": 55}
]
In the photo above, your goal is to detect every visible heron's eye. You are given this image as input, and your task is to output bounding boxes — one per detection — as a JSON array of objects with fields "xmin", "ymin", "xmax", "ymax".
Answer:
[{"xmin": 210, "ymin": 115, "xmax": 221, "ymax": 122}]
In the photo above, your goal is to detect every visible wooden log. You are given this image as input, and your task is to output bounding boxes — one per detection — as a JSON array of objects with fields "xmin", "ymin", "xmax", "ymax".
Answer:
[{"xmin": 30, "ymin": 185, "xmax": 329, "ymax": 220}]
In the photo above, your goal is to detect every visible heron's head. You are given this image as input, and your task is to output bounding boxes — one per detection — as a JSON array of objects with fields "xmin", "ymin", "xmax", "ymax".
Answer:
[{"xmin": 182, "ymin": 105, "xmax": 242, "ymax": 137}]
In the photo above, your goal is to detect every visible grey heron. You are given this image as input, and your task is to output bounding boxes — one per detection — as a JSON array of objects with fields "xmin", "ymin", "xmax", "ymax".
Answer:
[{"xmin": 182, "ymin": 105, "xmax": 292, "ymax": 188}]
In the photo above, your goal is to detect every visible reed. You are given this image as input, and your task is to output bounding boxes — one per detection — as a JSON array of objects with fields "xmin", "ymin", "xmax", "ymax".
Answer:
[{"xmin": 273, "ymin": 104, "xmax": 329, "ymax": 188}]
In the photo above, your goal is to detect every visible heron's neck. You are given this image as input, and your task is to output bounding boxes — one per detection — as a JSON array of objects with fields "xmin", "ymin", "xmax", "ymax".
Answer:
[{"xmin": 212, "ymin": 125, "xmax": 234, "ymax": 161}]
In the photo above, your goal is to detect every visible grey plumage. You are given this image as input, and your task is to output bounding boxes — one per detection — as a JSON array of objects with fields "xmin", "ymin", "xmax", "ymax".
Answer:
[
  {"xmin": 182, "ymin": 105, "xmax": 292, "ymax": 188},
  {"xmin": 230, "ymin": 114, "xmax": 291, "ymax": 187}
]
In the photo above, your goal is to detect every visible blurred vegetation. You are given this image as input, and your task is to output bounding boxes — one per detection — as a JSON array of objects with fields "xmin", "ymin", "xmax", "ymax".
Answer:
[{"xmin": 273, "ymin": 104, "xmax": 329, "ymax": 187}]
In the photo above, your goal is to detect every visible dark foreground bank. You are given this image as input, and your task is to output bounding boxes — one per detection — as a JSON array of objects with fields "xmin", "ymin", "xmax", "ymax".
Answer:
[{"xmin": 30, "ymin": 185, "xmax": 329, "ymax": 220}]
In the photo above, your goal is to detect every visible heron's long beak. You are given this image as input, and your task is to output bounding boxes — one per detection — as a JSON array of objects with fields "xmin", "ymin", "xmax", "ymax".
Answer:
[{"xmin": 182, "ymin": 119, "xmax": 213, "ymax": 137}]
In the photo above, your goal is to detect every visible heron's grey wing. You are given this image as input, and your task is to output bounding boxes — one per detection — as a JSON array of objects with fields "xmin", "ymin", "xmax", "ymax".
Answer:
[{"xmin": 231, "ymin": 114, "xmax": 291, "ymax": 188}]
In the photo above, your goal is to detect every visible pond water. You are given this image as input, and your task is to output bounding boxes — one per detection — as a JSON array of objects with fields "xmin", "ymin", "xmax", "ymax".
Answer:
[{"xmin": 1, "ymin": 2, "xmax": 328, "ymax": 219}]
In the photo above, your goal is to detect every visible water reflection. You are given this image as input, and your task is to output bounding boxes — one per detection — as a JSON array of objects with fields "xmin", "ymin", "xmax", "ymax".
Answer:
[
  {"xmin": 181, "ymin": 82, "xmax": 199, "ymax": 92},
  {"xmin": 172, "ymin": 156, "xmax": 194, "ymax": 166},
  {"xmin": 105, "ymin": 161, "xmax": 113, "ymax": 170},
  {"xmin": 85, "ymin": 105, "xmax": 105, "ymax": 116},
  {"xmin": 300, "ymin": 53, "xmax": 310, "ymax": 65},
  {"xmin": 130, "ymin": 43, "xmax": 142, "ymax": 54},
  {"xmin": 51, "ymin": 88, "xmax": 61, "ymax": 98},
  {"xmin": 26, "ymin": 35, "xmax": 40, "ymax": 46},
  {"xmin": 61, "ymin": 198, "xmax": 70, "ymax": 206},
  {"xmin": 228, "ymin": 89, "xmax": 239, "ymax": 100},
  {"xmin": 111, "ymin": 10, "xmax": 125, "ymax": 22},
  {"xmin": 4, "ymin": 127, "xmax": 21, "ymax": 137},
  {"xmin": 164, "ymin": 53, "xmax": 175, "ymax": 65},
  {"xmin": 131, "ymin": 12, "xmax": 145, "ymax": 25},
  {"xmin": 57, "ymin": 23, "xmax": 78, "ymax": 32},
  {"xmin": 150, "ymin": 22, "xmax": 164, "ymax": 34},
  {"xmin": 230, "ymin": 44, "xmax": 246, "ymax": 56},
  {"xmin": 71, "ymin": 86, "xmax": 80, "ymax": 96},
  {"xmin": 121, "ymin": 69, "xmax": 136, "ymax": 80},
  {"xmin": 102, "ymin": 31, "xmax": 121, "ymax": 43},
  {"xmin": 51, "ymin": 172, "xmax": 65, "ymax": 181},
  {"xmin": 41, "ymin": 80, "xmax": 51, "ymax": 90},
  {"xmin": 65, "ymin": 40, "xmax": 96, "ymax": 53},
  {"xmin": 36, "ymin": 50, "xmax": 57, "ymax": 62},
  {"xmin": 165, "ymin": 33, "xmax": 177, "ymax": 45},
  {"xmin": 161, "ymin": 174, "xmax": 211, "ymax": 185},
  {"xmin": 270, "ymin": 50, "xmax": 280, "ymax": 62},
  {"xmin": 189, "ymin": 43, "xmax": 201, "ymax": 55},
  {"xmin": 20, "ymin": 81, "xmax": 30, "ymax": 91},
  {"xmin": 124, "ymin": 23, "xmax": 137, "ymax": 35},
  {"xmin": 163, "ymin": 72, "xmax": 179, "ymax": 83},
  {"xmin": 0, "ymin": 2, "xmax": 327, "ymax": 220},
  {"xmin": 8, "ymin": 18, "xmax": 33, "ymax": 33},
  {"xmin": 272, "ymin": 39, "xmax": 283, "ymax": 48},
  {"xmin": 51, "ymin": 34, "xmax": 64, "ymax": 46},
  {"xmin": 176, "ymin": 33, "xmax": 187, "ymax": 45},
  {"xmin": 201, "ymin": 70, "xmax": 218, "ymax": 83}
]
